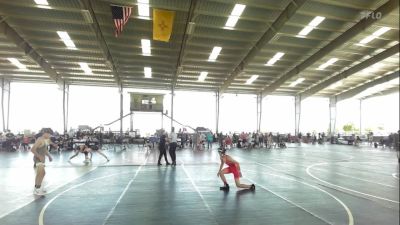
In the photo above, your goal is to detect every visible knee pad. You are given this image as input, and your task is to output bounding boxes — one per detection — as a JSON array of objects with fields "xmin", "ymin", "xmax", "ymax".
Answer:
[{"xmin": 84, "ymin": 152, "xmax": 88, "ymax": 156}]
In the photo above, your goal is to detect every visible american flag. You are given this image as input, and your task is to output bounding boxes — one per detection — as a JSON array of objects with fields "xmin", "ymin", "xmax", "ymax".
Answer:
[{"xmin": 111, "ymin": 5, "xmax": 132, "ymax": 37}]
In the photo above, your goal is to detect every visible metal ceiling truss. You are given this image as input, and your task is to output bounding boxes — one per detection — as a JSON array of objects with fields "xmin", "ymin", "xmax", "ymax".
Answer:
[
  {"xmin": 0, "ymin": 0, "xmax": 397, "ymax": 96},
  {"xmin": 335, "ymin": 70, "xmax": 399, "ymax": 101},
  {"xmin": 172, "ymin": 0, "xmax": 198, "ymax": 89},
  {"xmin": 219, "ymin": 0, "xmax": 308, "ymax": 95},
  {"xmin": 361, "ymin": 86, "xmax": 399, "ymax": 100},
  {"xmin": 0, "ymin": 16, "xmax": 64, "ymax": 87},
  {"xmin": 261, "ymin": 0, "xmax": 399, "ymax": 98},
  {"xmin": 78, "ymin": 0, "xmax": 121, "ymax": 86},
  {"xmin": 300, "ymin": 44, "xmax": 399, "ymax": 99}
]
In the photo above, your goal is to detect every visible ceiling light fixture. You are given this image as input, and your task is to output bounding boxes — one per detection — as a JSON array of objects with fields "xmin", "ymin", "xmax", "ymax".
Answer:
[
  {"xmin": 141, "ymin": 39, "xmax": 151, "ymax": 56},
  {"xmin": 144, "ymin": 67, "xmax": 152, "ymax": 78},
  {"xmin": 34, "ymin": 0, "xmax": 48, "ymax": 5},
  {"xmin": 297, "ymin": 16, "xmax": 325, "ymax": 37},
  {"xmin": 34, "ymin": 0, "xmax": 51, "ymax": 9},
  {"xmin": 57, "ymin": 31, "xmax": 77, "ymax": 50},
  {"xmin": 224, "ymin": 4, "xmax": 246, "ymax": 29},
  {"xmin": 289, "ymin": 77, "xmax": 305, "ymax": 87},
  {"xmin": 7, "ymin": 58, "xmax": 27, "ymax": 70},
  {"xmin": 208, "ymin": 46, "xmax": 222, "ymax": 61},
  {"xmin": 265, "ymin": 52, "xmax": 285, "ymax": 66},
  {"xmin": 138, "ymin": 0, "xmax": 150, "ymax": 19},
  {"xmin": 359, "ymin": 27, "xmax": 391, "ymax": 44},
  {"xmin": 329, "ymin": 80, "xmax": 343, "ymax": 89},
  {"xmin": 317, "ymin": 58, "xmax": 338, "ymax": 70},
  {"xmin": 198, "ymin": 71, "xmax": 208, "ymax": 82},
  {"xmin": 246, "ymin": 75, "xmax": 259, "ymax": 84},
  {"xmin": 78, "ymin": 62, "xmax": 93, "ymax": 75}
]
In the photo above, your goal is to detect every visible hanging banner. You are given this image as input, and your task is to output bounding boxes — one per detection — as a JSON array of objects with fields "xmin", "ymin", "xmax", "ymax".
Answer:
[{"xmin": 153, "ymin": 8, "xmax": 175, "ymax": 42}]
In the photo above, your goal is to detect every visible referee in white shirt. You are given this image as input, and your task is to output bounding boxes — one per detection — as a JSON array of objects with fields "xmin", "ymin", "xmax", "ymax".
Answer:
[{"xmin": 168, "ymin": 127, "xmax": 178, "ymax": 166}]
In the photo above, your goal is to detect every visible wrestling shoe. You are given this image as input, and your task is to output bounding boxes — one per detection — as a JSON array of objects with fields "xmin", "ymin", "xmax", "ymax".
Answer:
[
  {"xmin": 34, "ymin": 188, "xmax": 46, "ymax": 196},
  {"xmin": 250, "ymin": 184, "xmax": 256, "ymax": 191},
  {"xmin": 220, "ymin": 184, "xmax": 230, "ymax": 191}
]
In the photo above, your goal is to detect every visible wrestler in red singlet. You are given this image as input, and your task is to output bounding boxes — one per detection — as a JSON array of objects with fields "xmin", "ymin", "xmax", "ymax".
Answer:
[
  {"xmin": 217, "ymin": 148, "xmax": 255, "ymax": 191},
  {"xmin": 224, "ymin": 156, "xmax": 240, "ymax": 179}
]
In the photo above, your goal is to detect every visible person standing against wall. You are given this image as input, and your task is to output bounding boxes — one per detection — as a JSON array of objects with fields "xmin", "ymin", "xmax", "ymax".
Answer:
[{"xmin": 168, "ymin": 127, "xmax": 178, "ymax": 166}]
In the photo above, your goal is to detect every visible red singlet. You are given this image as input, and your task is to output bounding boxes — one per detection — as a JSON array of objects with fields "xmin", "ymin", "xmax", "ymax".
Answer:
[{"xmin": 223, "ymin": 155, "xmax": 240, "ymax": 179}]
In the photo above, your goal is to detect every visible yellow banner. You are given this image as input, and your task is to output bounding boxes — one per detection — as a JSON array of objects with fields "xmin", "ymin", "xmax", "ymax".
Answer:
[{"xmin": 153, "ymin": 9, "xmax": 175, "ymax": 42}]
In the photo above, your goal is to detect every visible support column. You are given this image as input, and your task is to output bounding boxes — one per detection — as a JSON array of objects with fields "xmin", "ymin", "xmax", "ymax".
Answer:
[
  {"xmin": 130, "ymin": 112, "xmax": 133, "ymax": 132},
  {"xmin": 161, "ymin": 112, "xmax": 163, "ymax": 130},
  {"xmin": 119, "ymin": 84, "xmax": 123, "ymax": 135},
  {"xmin": 256, "ymin": 94, "xmax": 262, "ymax": 132},
  {"xmin": 171, "ymin": 86, "xmax": 174, "ymax": 129},
  {"xmin": 66, "ymin": 84, "xmax": 69, "ymax": 134},
  {"xmin": 256, "ymin": 94, "xmax": 259, "ymax": 132},
  {"xmin": 295, "ymin": 95, "xmax": 301, "ymax": 135},
  {"xmin": 359, "ymin": 99, "xmax": 362, "ymax": 135},
  {"xmin": 6, "ymin": 81, "xmax": 10, "ymax": 131},
  {"xmin": 1, "ymin": 79, "xmax": 11, "ymax": 132},
  {"xmin": 216, "ymin": 91, "xmax": 220, "ymax": 133},
  {"xmin": 329, "ymin": 96, "xmax": 337, "ymax": 135},
  {"xmin": 62, "ymin": 81, "xmax": 69, "ymax": 134}
]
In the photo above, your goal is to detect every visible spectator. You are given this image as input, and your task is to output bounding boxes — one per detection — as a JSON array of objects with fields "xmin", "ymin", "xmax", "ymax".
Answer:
[
  {"xmin": 168, "ymin": 127, "xmax": 178, "ymax": 166},
  {"xmin": 206, "ymin": 132, "xmax": 213, "ymax": 150},
  {"xmin": 157, "ymin": 132, "xmax": 170, "ymax": 166}
]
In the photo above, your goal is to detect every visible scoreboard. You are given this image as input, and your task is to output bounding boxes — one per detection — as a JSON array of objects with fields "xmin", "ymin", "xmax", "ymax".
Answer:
[{"xmin": 130, "ymin": 93, "xmax": 164, "ymax": 112}]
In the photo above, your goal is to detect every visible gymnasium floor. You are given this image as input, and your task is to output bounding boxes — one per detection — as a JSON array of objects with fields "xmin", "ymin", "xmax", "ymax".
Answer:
[{"xmin": 0, "ymin": 144, "xmax": 398, "ymax": 225}]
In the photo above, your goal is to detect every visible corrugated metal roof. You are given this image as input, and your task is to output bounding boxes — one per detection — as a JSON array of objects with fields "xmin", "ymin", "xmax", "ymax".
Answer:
[{"xmin": 0, "ymin": 0, "xmax": 398, "ymax": 97}]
